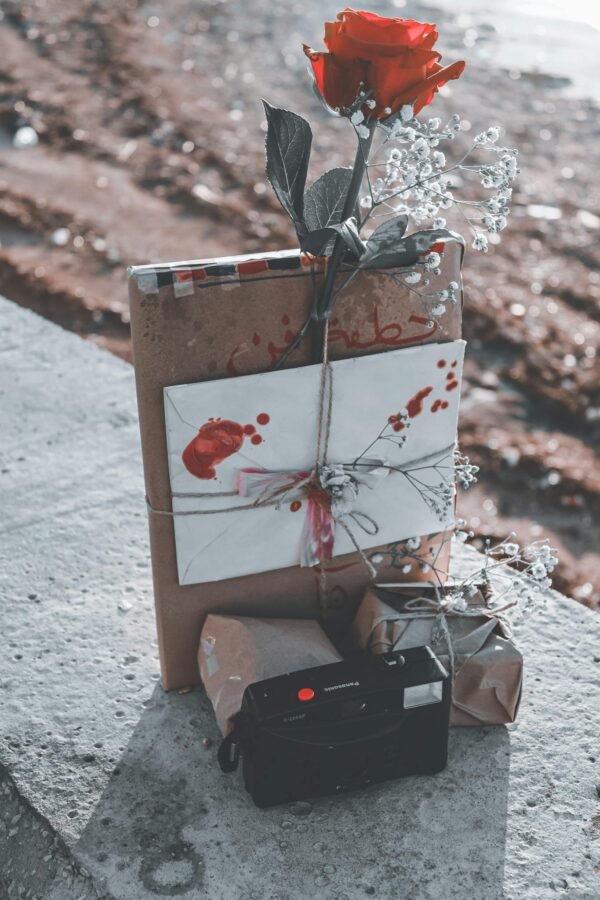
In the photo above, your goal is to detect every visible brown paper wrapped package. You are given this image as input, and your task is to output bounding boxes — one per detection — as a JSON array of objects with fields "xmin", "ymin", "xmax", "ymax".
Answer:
[
  {"xmin": 128, "ymin": 245, "xmax": 462, "ymax": 689},
  {"xmin": 198, "ymin": 614, "xmax": 342, "ymax": 735},
  {"xmin": 353, "ymin": 587, "xmax": 522, "ymax": 726}
]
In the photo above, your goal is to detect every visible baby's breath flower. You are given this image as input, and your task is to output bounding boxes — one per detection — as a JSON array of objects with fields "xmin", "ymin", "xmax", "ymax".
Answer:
[
  {"xmin": 423, "ymin": 251, "xmax": 441, "ymax": 270},
  {"xmin": 529, "ymin": 561, "xmax": 548, "ymax": 582},
  {"xmin": 413, "ymin": 137, "xmax": 430, "ymax": 158},
  {"xmin": 472, "ymin": 233, "xmax": 489, "ymax": 252}
]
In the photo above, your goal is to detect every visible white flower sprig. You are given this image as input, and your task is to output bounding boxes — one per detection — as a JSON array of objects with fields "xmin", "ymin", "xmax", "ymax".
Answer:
[
  {"xmin": 362, "ymin": 110, "xmax": 518, "ymax": 247},
  {"xmin": 454, "ymin": 451, "xmax": 479, "ymax": 490},
  {"xmin": 438, "ymin": 530, "xmax": 557, "ymax": 618},
  {"xmin": 353, "ymin": 106, "xmax": 519, "ymax": 323}
]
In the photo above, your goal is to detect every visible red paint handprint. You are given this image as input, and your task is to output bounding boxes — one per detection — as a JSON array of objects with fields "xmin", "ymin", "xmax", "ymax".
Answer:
[{"xmin": 182, "ymin": 414, "xmax": 270, "ymax": 480}]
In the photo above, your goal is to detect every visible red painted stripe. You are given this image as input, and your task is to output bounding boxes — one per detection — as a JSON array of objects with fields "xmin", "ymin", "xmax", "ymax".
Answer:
[{"xmin": 238, "ymin": 259, "xmax": 269, "ymax": 276}]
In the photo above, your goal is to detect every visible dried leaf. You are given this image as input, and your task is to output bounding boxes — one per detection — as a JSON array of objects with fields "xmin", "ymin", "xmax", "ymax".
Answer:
[
  {"xmin": 303, "ymin": 168, "xmax": 360, "ymax": 254},
  {"xmin": 301, "ymin": 216, "xmax": 366, "ymax": 258},
  {"xmin": 361, "ymin": 227, "xmax": 463, "ymax": 270},
  {"xmin": 361, "ymin": 215, "xmax": 409, "ymax": 265},
  {"xmin": 263, "ymin": 101, "xmax": 312, "ymax": 233}
]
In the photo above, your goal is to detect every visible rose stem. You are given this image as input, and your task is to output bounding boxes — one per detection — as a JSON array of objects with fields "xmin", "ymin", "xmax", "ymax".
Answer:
[{"xmin": 311, "ymin": 123, "xmax": 375, "ymax": 362}]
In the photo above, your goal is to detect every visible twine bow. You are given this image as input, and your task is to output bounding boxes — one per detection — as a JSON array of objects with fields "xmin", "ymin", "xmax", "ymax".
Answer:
[{"xmin": 236, "ymin": 458, "xmax": 389, "ymax": 573}]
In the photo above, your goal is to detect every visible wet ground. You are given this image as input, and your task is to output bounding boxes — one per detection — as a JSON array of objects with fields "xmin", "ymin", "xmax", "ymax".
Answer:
[{"xmin": 0, "ymin": 0, "xmax": 598, "ymax": 606}]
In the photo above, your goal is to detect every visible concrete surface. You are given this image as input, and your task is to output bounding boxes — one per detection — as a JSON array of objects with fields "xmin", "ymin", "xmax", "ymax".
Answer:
[{"xmin": 0, "ymin": 297, "xmax": 599, "ymax": 900}]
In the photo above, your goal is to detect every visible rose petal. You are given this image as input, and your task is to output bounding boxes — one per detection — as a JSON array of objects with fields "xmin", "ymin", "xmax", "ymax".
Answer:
[
  {"xmin": 412, "ymin": 59, "xmax": 465, "ymax": 113},
  {"xmin": 303, "ymin": 45, "xmax": 367, "ymax": 111},
  {"xmin": 366, "ymin": 57, "xmax": 464, "ymax": 116},
  {"xmin": 338, "ymin": 9, "xmax": 437, "ymax": 51}
]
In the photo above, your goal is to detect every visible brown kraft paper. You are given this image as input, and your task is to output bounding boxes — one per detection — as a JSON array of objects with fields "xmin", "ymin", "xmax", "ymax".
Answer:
[
  {"xmin": 128, "ymin": 244, "xmax": 463, "ymax": 689},
  {"xmin": 353, "ymin": 586, "xmax": 522, "ymax": 726},
  {"xmin": 198, "ymin": 614, "xmax": 342, "ymax": 735}
]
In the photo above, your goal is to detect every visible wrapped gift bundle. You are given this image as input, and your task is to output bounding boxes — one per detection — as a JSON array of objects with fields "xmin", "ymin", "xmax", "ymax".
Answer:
[
  {"xmin": 126, "ymin": 7, "xmax": 527, "ymax": 693},
  {"xmin": 353, "ymin": 584, "xmax": 523, "ymax": 726},
  {"xmin": 198, "ymin": 614, "xmax": 342, "ymax": 735},
  {"xmin": 129, "ymin": 244, "xmax": 465, "ymax": 689}
]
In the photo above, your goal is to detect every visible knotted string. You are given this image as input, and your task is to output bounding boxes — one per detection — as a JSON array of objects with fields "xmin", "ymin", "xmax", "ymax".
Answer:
[
  {"xmin": 314, "ymin": 323, "xmax": 334, "ymax": 472},
  {"xmin": 315, "ymin": 321, "xmax": 333, "ymax": 603}
]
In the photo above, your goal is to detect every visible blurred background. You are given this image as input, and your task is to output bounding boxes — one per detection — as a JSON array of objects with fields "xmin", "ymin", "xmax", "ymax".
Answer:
[{"xmin": 0, "ymin": 0, "xmax": 598, "ymax": 607}]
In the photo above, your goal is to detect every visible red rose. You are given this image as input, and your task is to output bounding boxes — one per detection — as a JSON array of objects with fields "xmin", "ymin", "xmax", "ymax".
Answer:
[{"xmin": 304, "ymin": 8, "xmax": 465, "ymax": 118}]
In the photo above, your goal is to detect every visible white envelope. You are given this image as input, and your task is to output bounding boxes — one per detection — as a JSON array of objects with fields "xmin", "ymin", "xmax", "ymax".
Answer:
[{"xmin": 164, "ymin": 340, "xmax": 465, "ymax": 585}]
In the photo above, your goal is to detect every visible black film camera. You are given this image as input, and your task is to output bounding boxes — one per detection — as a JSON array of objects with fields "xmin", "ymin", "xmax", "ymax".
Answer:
[{"xmin": 218, "ymin": 646, "xmax": 450, "ymax": 807}]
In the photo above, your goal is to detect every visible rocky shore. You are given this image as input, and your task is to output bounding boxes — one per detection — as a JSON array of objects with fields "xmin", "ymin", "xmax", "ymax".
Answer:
[{"xmin": 0, "ymin": 0, "xmax": 598, "ymax": 606}]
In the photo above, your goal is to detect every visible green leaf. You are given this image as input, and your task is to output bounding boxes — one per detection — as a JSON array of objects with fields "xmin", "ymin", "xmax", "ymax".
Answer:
[
  {"xmin": 361, "ymin": 227, "xmax": 459, "ymax": 270},
  {"xmin": 361, "ymin": 214, "xmax": 409, "ymax": 265},
  {"xmin": 263, "ymin": 101, "xmax": 312, "ymax": 233},
  {"xmin": 301, "ymin": 217, "xmax": 366, "ymax": 258}
]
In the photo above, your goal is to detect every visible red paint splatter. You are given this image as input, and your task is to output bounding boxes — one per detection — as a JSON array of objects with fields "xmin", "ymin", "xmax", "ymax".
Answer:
[
  {"xmin": 290, "ymin": 500, "xmax": 302, "ymax": 512},
  {"xmin": 445, "ymin": 380, "xmax": 459, "ymax": 392},
  {"xmin": 431, "ymin": 399, "xmax": 442, "ymax": 412},
  {"xmin": 406, "ymin": 386, "xmax": 433, "ymax": 418},
  {"xmin": 446, "ymin": 372, "xmax": 454, "ymax": 381},
  {"xmin": 226, "ymin": 344, "xmax": 245, "ymax": 376},
  {"xmin": 282, "ymin": 314, "xmax": 290, "ymax": 326},
  {"xmin": 437, "ymin": 359, "xmax": 446, "ymax": 368},
  {"xmin": 388, "ymin": 413, "xmax": 406, "ymax": 431},
  {"xmin": 182, "ymin": 420, "xmax": 245, "ymax": 480},
  {"xmin": 284, "ymin": 329, "xmax": 295, "ymax": 343},
  {"xmin": 451, "ymin": 361, "xmax": 457, "ymax": 368},
  {"xmin": 252, "ymin": 332, "xmax": 261, "ymax": 346},
  {"xmin": 243, "ymin": 424, "xmax": 256, "ymax": 435},
  {"xmin": 256, "ymin": 413, "xmax": 270, "ymax": 425},
  {"xmin": 441, "ymin": 401, "xmax": 449, "ymax": 409},
  {"xmin": 251, "ymin": 434, "xmax": 263, "ymax": 445}
]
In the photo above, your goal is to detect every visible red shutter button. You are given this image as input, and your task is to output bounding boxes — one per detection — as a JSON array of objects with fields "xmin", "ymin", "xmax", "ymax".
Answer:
[{"xmin": 297, "ymin": 687, "xmax": 315, "ymax": 702}]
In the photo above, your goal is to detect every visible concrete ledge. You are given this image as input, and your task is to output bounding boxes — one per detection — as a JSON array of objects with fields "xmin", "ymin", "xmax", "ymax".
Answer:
[{"xmin": 1, "ymin": 298, "xmax": 599, "ymax": 900}]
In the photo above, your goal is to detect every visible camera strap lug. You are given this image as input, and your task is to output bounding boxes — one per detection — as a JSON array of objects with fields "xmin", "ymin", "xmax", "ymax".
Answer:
[{"xmin": 218, "ymin": 714, "xmax": 242, "ymax": 773}]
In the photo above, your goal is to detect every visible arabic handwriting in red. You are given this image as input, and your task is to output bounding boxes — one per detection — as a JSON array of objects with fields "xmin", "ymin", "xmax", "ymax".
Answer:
[{"xmin": 225, "ymin": 307, "xmax": 441, "ymax": 375}]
